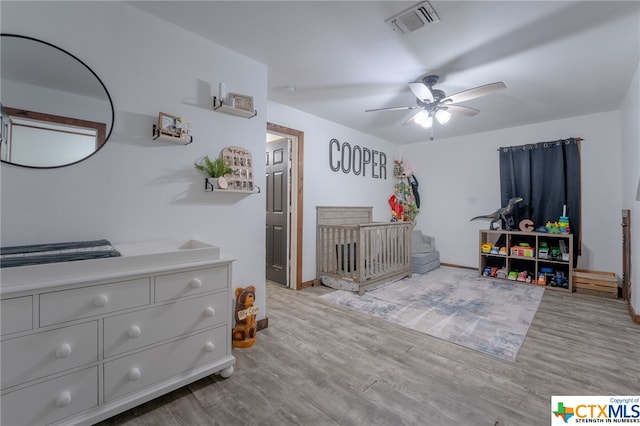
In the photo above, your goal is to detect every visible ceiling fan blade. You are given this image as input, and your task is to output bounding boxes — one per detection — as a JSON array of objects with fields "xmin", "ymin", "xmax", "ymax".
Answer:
[
  {"xmin": 442, "ymin": 81, "xmax": 506, "ymax": 104},
  {"xmin": 443, "ymin": 105, "xmax": 480, "ymax": 117},
  {"xmin": 365, "ymin": 105, "xmax": 415, "ymax": 113},
  {"xmin": 409, "ymin": 82, "xmax": 434, "ymax": 102}
]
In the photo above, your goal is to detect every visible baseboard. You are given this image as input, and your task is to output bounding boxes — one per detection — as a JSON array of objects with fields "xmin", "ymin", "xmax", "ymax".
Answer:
[
  {"xmin": 440, "ymin": 262, "xmax": 477, "ymax": 271},
  {"xmin": 257, "ymin": 317, "xmax": 269, "ymax": 331},
  {"xmin": 299, "ymin": 279, "xmax": 315, "ymax": 289},
  {"xmin": 628, "ymin": 301, "xmax": 640, "ymax": 324}
]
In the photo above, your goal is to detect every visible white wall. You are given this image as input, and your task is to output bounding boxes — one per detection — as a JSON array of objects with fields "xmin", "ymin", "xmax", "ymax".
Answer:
[
  {"xmin": 267, "ymin": 101, "xmax": 400, "ymax": 283},
  {"xmin": 1, "ymin": 2, "xmax": 269, "ymax": 317},
  {"xmin": 3, "ymin": 2, "xmax": 635, "ymax": 315},
  {"xmin": 620, "ymin": 59, "xmax": 640, "ymax": 313},
  {"xmin": 400, "ymin": 111, "xmax": 623, "ymax": 276}
]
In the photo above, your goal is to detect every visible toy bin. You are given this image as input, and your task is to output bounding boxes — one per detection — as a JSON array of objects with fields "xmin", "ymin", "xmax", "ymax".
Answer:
[{"xmin": 573, "ymin": 269, "xmax": 618, "ymax": 298}]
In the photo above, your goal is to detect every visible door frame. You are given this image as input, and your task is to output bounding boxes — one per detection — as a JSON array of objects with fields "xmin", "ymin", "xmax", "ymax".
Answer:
[
  {"xmin": 267, "ymin": 122, "xmax": 304, "ymax": 290},
  {"xmin": 622, "ymin": 209, "xmax": 631, "ymax": 301}
]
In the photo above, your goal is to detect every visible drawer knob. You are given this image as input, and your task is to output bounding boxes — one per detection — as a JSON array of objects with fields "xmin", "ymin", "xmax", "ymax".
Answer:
[
  {"xmin": 93, "ymin": 294, "xmax": 109, "ymax": 307},
  {"xmin": 204, "ymin": 307, "xmax": 216, "ymax": 317},
  {"xmin": 56, "ymin": 391, "xmax": 72, "ymax": 407},
  {"xmin": 204, "ymin": 341, "xmax": 215, "ymax": 352},
  {"xmin": 55, "ymin": 343, "xmax": 72, "ymax": 359},
  {"xmin": 189, "ymin": 278, "xmax": 203, "ymax": 289},
  {"xmin": 128, "ymin": 367, "xmax": 141, "ymax": 381},
  {"xmin": 127, "ymin": 325, "xmax": 142, "ymax": 338}
]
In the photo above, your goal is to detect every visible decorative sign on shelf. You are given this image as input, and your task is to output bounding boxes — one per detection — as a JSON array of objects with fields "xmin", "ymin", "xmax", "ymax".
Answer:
[
  {"xmin": 328, "ymin": 138, "xmax": 387, "ymax": 179},
  {"xmin": 519, "ymin": 219, "xmax": 535, "ymax": 232},
  {"xmin": 221, "ymin": 146, "xmax": 255, "ymax": 191}
]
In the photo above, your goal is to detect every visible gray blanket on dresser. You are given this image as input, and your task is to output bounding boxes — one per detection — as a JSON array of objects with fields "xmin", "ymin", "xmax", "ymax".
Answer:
[{"xmin": 0, "ymin": 239, "xmax": 121, "ymax": 268}]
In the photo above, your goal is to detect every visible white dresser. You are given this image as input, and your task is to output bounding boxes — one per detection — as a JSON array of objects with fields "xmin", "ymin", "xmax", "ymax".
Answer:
[{"xmin": 0, "ymin": 240, "xmax": 235, "ymax": 426}]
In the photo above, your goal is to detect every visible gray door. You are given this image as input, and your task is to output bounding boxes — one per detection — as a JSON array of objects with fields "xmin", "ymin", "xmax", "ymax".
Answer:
[{"xmin": 266, "ymin": 139, "xmax": 289, "ymax": 285}]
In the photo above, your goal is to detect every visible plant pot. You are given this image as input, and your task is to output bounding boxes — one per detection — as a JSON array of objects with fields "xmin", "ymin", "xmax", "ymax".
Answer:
[
  {"xmin": 205, "ymin": 177, "xmax": 218, "ymax": 191},
  {"xmin": 205, "ymin": 177, "xmax": 228, "ymax": 191}
]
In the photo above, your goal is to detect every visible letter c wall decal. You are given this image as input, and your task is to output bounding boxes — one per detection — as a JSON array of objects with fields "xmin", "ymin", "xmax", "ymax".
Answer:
[{"xmin": 329, "ymin": 138, "xmax": 340, "ymax": 172}]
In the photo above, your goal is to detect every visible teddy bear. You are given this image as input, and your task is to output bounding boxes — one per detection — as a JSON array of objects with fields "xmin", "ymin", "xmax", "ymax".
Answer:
[{"xmin": 232, "ymin": 285, "xmax": 258, "ymax": 348}]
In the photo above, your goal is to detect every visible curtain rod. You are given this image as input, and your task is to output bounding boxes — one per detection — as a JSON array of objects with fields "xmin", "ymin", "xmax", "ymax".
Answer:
[{"xmin": 497, "ymin": 137, "xmax": 583, "ymax": 151}]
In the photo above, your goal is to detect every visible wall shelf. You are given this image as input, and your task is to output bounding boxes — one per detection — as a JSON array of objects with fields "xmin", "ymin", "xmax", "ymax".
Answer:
[
  {"xmin": 204, "ymin": 178, "xmax": 260, "ymax": 193},
  {"xmin": 152, "ymin": 125, "xmax": 192, "ymax": 145},
  {"xmin": 212, "ymin": 97, "xmax": 257, "ymax": 119},
  {"xmin": 209, "ymin": 188, "xmax": 261, "ymax": 194}
]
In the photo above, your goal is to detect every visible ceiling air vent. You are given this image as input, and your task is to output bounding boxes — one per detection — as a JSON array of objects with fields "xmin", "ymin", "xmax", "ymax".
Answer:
[{"xmin": 386, "ymin": 1, "xmax": 440, "ymax": 34}]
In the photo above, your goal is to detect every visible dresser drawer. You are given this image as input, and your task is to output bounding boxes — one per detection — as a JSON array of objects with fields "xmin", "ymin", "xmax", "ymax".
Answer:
[
  {"xmin": 103, "ymin": 325, "xmax": 227, "ymax": 402},
  {"xmin": 1, "ymin": 366, "xmax": 98, "ymax": 426},
  {"xmin": 40, "ymin": 278, "xmax": 150, "ymax": 327},
  {"xmin": 1, "ymin": 295, "xmax": 33, "ymax": 335},
  {"xmin": 154, "ymin": 266, "xmax": 228, "ymax": 302},
  {"xmin": 104, "ymin": 292, "xmax": 228, "ymax": 357},
  {"xmin": 2, "ymin": 321, "xmax": 98, "ymax": 389}
]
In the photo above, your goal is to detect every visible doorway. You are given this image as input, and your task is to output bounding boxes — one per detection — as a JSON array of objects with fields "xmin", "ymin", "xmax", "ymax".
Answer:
[
  {"xmin": 265, "ymin": 136, "xmax": 289, "ymax": 285},
  {"xmin": 265, "ymin": 123, "xmax": 304, "ymax": 290}
]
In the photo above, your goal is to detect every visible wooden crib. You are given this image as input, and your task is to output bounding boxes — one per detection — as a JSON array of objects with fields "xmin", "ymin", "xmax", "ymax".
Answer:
[{"xmin": 316, "ymin": 206, "xmax": 413, "ymax": 295}]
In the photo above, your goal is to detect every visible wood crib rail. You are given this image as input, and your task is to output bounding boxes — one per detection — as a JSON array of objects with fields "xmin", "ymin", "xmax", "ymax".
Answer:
[{"xmin": 316, "ymin": 206, "xmax": 413, "ymax": 295}]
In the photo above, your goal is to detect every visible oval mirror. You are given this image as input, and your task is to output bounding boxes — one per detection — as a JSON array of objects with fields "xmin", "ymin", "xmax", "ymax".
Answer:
[{"xmin": 0, "ymin": 34, "xmax": 114, "ymax": 168}]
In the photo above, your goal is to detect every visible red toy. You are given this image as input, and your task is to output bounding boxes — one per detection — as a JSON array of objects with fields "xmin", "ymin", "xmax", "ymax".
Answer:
[{"xmin": 388, "ymin": 194, "xmax": 403, "ymax": 221}]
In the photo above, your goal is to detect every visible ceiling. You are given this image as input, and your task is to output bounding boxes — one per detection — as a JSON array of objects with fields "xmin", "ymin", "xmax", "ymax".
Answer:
[{"xmin": 130, "ymin": 1, "xmax": 640, "ymax": 144}]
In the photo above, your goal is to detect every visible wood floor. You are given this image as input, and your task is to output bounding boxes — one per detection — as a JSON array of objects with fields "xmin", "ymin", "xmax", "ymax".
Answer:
[{"xmin": 98, "ymin": 281, "xmax": 640, "ymax": 426}]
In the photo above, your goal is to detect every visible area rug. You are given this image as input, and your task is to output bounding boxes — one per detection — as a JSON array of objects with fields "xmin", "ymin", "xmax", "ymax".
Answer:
[{"xmin": 320, "ymin": 266, "xmax": 544, "ymax": 362}]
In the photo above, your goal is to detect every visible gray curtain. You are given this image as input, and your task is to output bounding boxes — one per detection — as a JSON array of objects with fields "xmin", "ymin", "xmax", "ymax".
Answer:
[{"xmin": 499, "ymin": 138, "xmax": 581, "ymax": 266}]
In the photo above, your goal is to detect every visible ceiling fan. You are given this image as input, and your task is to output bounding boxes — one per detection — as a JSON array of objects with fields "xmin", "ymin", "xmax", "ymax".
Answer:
[{"xmin": 365, "ymin": 75, "xmax": 506, "ymax": 131}]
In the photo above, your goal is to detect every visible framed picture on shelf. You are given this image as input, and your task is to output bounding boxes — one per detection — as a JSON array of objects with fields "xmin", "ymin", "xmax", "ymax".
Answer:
[
  {"xmin": 158, "ymin": 112, "xmax": 179, "ymax": 136},
  {"xmin": 227, "ymin": 93, "xmax": 253, "ymax": 112}
]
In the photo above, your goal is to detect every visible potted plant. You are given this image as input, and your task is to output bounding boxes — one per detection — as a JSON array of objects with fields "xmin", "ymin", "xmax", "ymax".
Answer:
[{"xmin": 194, "ymin": 155, "xmax": 235, "ymax": 189}]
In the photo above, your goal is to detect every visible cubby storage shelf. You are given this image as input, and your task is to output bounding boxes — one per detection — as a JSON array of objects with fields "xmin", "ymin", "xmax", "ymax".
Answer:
[
  {"xmin": 212, "ymin": 97, "xmax": 257, "ymax": 118},
  {"xmin": 478, "ymin": 229, "xmax": 573, "ymax": 292}
]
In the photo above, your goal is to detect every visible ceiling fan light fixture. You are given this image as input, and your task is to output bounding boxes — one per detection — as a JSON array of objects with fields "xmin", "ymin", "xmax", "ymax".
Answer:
[
  {"xmin": 414, "ymin": 110, "xmax": 432, "ymax": 128},
  {"xmin": 435, "ymin": 109, "xmax": 451, "ymax": 124},
  {"xmin": 366, "ymin": 74, "xmax": 505, "ymax": 131}
]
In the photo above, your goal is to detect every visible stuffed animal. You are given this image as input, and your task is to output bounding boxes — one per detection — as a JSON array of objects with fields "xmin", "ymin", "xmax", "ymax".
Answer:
[{"xmin": 232, "ymin": 285, "xmax": 258, "ymax": 348}]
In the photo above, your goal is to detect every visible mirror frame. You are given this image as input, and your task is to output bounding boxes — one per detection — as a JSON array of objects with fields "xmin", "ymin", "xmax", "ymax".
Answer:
[{"xmin": 1, "ymin": 33, "xmax": 115, "ymax": 169}]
